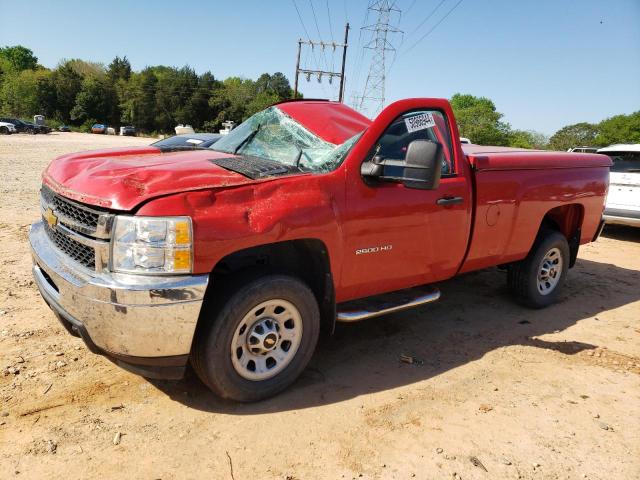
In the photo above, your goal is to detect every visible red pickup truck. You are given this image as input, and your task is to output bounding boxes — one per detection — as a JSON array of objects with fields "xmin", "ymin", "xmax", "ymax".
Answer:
[{"xmin": 30, "ymin": 98, "xmax": 610, "ymax": 401}]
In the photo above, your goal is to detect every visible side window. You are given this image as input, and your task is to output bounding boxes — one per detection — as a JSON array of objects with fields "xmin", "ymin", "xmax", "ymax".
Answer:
[{"xmin": 373, "ymin": 110, "xmax": 454, "ymax": 175}]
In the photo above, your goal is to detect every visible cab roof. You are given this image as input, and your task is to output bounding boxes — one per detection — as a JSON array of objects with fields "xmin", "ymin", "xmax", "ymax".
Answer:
[{"xmin": 276, "ymin": 100, "xmax": 371, "ymax": 145}]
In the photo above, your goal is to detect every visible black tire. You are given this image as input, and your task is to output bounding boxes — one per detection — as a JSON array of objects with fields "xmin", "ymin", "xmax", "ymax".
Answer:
[
  {"xmin": 192, "ymin": 274, "xmax": 320, "ymax": 402},
  {"xmin": 28, "ymin": 128, "xmax": 37, "ymax": 135},
  {"xmin": 0, "ymin": 126, "xmax": 8, "ymax": 135},
  {"xmin": 508, "ymin": 229, "xmax": 569, "ymax": 309}
]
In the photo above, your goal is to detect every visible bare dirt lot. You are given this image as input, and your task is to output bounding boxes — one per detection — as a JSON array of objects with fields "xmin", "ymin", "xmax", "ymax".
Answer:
[{"xmin": 0, "ymin": 132, "xmax": 639, "ymax": 480}]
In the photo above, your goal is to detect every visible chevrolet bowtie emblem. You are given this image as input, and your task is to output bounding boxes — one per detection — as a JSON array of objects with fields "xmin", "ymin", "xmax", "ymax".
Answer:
[{"xmin": 44, "ymin": 207, "xmax": 58, "ymax": 229}]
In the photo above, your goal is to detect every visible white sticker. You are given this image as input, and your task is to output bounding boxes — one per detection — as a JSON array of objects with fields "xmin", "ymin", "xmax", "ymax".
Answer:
[
  {"xmin": 404, "ymin": 112, "xmax": 436, "ymax": 133},
  {"xmin": 186, "ymin": 138, "xmax": 204, "ymax": 145}
]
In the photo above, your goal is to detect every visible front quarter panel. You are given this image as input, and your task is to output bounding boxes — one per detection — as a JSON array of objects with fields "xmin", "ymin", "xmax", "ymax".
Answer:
[{"xmin": 135, "ymin": 172, "xmax": 346, "ymax": 281}]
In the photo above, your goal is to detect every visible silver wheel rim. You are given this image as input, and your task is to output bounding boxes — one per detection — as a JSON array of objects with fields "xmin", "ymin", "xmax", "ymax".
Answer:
[
  {"xmin": 537, "ymin": 247, "xmax": 563, "ymax": 295},
  {"xmin": 231, "ymin": 299, "xmax": 303, "ymax": 381}
]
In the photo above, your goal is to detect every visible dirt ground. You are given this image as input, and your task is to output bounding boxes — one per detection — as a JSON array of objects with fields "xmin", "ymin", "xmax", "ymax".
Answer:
[{"xmin": 0, "ymin": 132, "xmax": 639, "ymax": 480}]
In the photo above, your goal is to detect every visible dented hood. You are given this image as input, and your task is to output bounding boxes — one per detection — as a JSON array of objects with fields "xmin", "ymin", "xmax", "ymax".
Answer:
[
  {"xmin": 43, "ymin": 102, "xmax": 371, "ymax": 211},
  {"xmin": 43, "ymin": 146, "xmax": 259, "ymax": 210}
]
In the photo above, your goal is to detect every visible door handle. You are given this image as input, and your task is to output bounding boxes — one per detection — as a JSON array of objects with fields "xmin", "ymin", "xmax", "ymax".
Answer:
[{"xmin": 436, "ymin": 196, "xmax": 463, "ymax": 206}]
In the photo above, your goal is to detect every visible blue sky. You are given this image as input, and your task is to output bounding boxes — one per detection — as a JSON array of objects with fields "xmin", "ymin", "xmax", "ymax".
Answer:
[{"xmin": 1, "ymin": 0, "xmax": 638, "ymax": 134}]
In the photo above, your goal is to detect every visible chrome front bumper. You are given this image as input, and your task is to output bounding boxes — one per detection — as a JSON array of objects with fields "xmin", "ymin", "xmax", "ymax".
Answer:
[{"xmin": 29, "ymin": 221, "xmax": 209, "ymax": 361}]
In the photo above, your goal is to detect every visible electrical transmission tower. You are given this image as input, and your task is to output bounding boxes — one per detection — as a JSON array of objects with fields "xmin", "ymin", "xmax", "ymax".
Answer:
[{"xmin": 358, "ymin": 1, "xmax": 402, "ymax": 117}]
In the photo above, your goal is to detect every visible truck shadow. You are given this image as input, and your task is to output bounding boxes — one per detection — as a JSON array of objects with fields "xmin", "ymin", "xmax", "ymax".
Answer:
[
  {"xmin": 150, "ymin": 257, "xmax": 639, "ymax": 414},
  {"xmin": 602, "ymin": 224, "xmax": 640, "ymax": 242}
]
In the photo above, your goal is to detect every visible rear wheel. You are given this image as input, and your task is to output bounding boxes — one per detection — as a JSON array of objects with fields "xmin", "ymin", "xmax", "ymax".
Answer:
[
  {"xmin": 0, "ymin": 126, "xmax": 8, "ymax": 135},
  {"xmin": 508, "ymin": 230, "xmax": 569, "ymax": 308},
  {"xmin": 192, "ymin": 274, "xmax": 320, "ymax": 402}
]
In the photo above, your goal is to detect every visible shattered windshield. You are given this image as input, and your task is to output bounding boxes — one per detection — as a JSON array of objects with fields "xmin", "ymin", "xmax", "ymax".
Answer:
[{"xmin": 210, "ymin": 106, "xmax": 362, "ymax": 173}]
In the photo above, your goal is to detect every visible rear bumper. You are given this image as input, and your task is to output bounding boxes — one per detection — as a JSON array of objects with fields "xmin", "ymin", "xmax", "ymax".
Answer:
[
  {"xmin": 29, "ymin": 221, "xmax": 209, "ymax": 379},
  {"xmin": 604, "ymin": 208, "xmax": 640, "ymax": 227}
]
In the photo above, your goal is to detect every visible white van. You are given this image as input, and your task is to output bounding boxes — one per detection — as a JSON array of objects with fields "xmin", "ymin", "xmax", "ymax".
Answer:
[{"xmin": 598, "ymin": 144, "xmax": 640, "ymax": 227}]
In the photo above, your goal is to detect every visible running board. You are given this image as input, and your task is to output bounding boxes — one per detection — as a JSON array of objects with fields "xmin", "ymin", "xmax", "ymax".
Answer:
[{"xmin": 336, "ymin": 286, "xmax": 440, "ymax": 322}]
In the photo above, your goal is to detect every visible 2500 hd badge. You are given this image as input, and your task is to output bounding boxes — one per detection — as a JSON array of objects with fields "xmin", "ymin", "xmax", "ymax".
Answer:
[{"xmin": 355, "ymin": 245, "xmax": 393, "ymax": 255}]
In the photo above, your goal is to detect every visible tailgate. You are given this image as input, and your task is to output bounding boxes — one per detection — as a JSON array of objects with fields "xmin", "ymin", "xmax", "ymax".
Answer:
[{"xmin": 607, "ymin": 172, "xmax": 640, "ymax": 208}]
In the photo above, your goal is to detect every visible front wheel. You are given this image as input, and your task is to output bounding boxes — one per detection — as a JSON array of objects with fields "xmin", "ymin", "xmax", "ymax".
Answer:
[
  {"xmin": 0, "ymin": 127, "xmax": 9, "ymax": 135},
  {"xmin": 508, "ymin": 230, "xmax": 569, "ymax": 308},
  {"xmin": 192, "ymin": 274, "xmax": 320, "ymax": 402}
]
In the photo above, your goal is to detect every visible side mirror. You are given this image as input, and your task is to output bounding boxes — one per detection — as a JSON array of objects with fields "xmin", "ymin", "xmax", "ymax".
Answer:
[{"xmin": 402, "ymin": 139, "xmax": 443, "ymax": 190}]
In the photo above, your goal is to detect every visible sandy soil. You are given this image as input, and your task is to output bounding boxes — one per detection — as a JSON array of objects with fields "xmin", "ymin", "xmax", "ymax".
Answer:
[{"xmin": 0, "ymin": 132, "xmax": 639, "ymax": 480}]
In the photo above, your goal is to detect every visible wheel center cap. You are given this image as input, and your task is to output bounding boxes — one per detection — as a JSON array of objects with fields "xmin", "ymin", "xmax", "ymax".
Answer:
[
  {"xmin": 247, "ymin": 318, "xmax": 280, "ymax": 354},
  {"xmin": 263, "ymin": 333, "xmax": 278, "ymax": 350}
]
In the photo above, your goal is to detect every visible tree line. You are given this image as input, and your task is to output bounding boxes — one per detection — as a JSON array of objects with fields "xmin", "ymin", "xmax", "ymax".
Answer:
[
  {"xmin": 1, "ymin": 45, "xmax": 638, "ymax": 147},
  {"xmin": 450, "ymin": 93, "xmax": 640, "ymax": 150},
  {"xmin": 0, "ymin": 45, "xmax": 294, "ymax": 134}
]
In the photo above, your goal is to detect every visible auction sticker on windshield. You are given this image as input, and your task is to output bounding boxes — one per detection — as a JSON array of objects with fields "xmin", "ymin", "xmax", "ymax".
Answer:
[{"xmin": 405, "ymin": 113, "xmax": 436, "ymax": 133}]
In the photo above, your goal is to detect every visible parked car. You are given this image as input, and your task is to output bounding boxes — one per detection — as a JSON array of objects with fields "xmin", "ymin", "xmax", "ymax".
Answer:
[
  {"xmin": 460, "ymin": 137, "xmax": 472, "ymax": 144},
  {"xmin": 567, "ymin": 146, "xmax": 599, "ymax": 153},
  {"xmin": 598, "ymin": 144, "xmax": 640, "ymax": 227},
  {"xmin": 0, "ymin": 117, "xmax": 38, "ymax": 134},
  {"xmin": 91, "ymin": 124, "xmax": 107, "ymax": 134},
  {"xmin": 25, "ymin": 121, "xmax": 51, "ymax": 134},
  {"xmin": 120, "ymin": 126, "xmax": 136, "ymax": 136},
  {"xmin": 30, "ymin": 98, "xmax": 610, "ymax": 401},
  {"xmin": 58, "ymin": 124, "xmax": 71, "ymax": 132},
  {"xmin": 0, "ymin": 121, "xmax": 16, "ymax": 135},
  {"xmin": 151, "ymin": 133, "xmax": 223, "ymax": 149}
]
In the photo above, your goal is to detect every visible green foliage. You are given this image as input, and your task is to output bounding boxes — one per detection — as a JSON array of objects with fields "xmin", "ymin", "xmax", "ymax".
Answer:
[
  {"xmin": 548, "ymin": 122, "xmax": 599, "ymax": 151},
  {"xmin": 71, "ymin": 76, "xmax": 119, "ymax": 125},
  {"xmin": 0, "ymin": 45, "xmax": 295, "ymax": 133},
  {"xmin": 51, "ymin": 63, "xmax": 83, "ymax": 122},
  {"xmin": 0, "ymin": 45, "xmax": 38, "ymax": 72},
  {"xmin": 595, "ymin": 111, "xmax": 640, "ymax": 146},
  {"xmin": 450, "ymin": 93, "xmax": 511, "ymax": 146},
  {"xmin": 0, "ymin": 69, "xmax": 50, "ymax": 117},
  {"xmin": 107, "ymin": 56, "xmax": 131, "ymax": 83},
  {"xmin": 508, "ymin": 129, "xmax": 549, "ymax": 149},
  {"xmin": 62, "ymin": 58, "xmax": 106, "ymax": 78}
]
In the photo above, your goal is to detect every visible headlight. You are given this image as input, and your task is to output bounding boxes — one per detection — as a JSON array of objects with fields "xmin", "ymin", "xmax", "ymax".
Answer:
[{"xmin": 111, "ymin": 216, "xmax": 193, "ymax": 274}]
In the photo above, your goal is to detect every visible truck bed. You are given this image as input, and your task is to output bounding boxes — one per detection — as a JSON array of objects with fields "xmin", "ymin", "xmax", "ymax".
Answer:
[{"xmin": 459, "ymin": 146, "xmax": 611, "ymax": 273}]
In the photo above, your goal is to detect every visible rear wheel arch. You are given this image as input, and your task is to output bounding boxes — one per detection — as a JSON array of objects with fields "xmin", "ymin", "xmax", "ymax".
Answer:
[{"xmin": 539, "ymin": 204, "xmax": 584, "ymax": 267}]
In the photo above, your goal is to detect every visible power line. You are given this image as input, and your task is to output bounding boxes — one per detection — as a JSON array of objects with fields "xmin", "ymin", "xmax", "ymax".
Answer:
[
  {"xmin": 292, "ymin": 0, "xmax": 313, "ymax": 43},
  {"xmin": 348, "ymin": 1, "xmax": 375, "ymax": 107},
  {"xmin": 326, "ymin": 0, "xmax": 336, "ymax": 71},
  {"xmin": 402, "ymin": 0, "xmax": 464, "ymax": 55},
  {"xmin": 404, "ymin": 0, "xmax": 418, "ymax": 16},
  {"xmin": 405, "ymin": 0, "xmax": 446, "ymax": 40},
  {"xmin": 326, "ymin": 0, "xmax": 335, "ymax": 41},
  {"xmin": 309, "ymin": 0, "xmax": 330, "ymax": 72},
  {"xmin": 291, "ymin": 0, "xmax": 331, "ymax": 96}
]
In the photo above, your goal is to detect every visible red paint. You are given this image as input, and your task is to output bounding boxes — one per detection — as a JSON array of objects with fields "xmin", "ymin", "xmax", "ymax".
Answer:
[
  {"xmin": 277, "ymin": 100, "xmax": 371, "ymax": 144},
  {"xmin": 42, "ymin": 99, "xmax": 610, "ymax": 304},
  {"xmin": 43, "ymin": 147, "xmax": 261, "ymax": 210}
]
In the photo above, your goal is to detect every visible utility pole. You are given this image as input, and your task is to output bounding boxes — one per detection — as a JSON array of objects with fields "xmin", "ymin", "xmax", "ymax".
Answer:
[
  {"xmin": 338, "ymin": 22, "xmax": 350, "ymax": 102},
  {"xmin": 293, "ymin": 23, "xmax": 350, "ymax": 102},
  {"xmin": 358, "ymin": 1, "xmax": 402, "ymax": 116}
]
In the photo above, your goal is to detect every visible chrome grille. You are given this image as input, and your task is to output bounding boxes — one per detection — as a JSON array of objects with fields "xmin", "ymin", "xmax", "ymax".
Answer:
[
  {"xmin": 41, "ymin": 185, "xmax": 102, "ymax": 236},
  {"xmin": 40, "ymin": 185, "xmax": 113, "ymax": 271},
  {"xmin": 43, "ymin": 221, "xmax": 96, "ymax": 268}
]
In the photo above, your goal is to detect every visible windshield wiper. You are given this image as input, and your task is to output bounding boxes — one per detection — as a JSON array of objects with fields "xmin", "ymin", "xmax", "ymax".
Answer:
[
  {"xmin": 293, "ymin": 147, "xmax": 304, "ymax": 167},
  {"xmin": 233, "ymin": 123, "xmax": 261, "ymax": 154}
]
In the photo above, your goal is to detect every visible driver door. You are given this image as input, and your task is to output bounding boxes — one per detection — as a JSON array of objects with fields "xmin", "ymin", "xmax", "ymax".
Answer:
[{"xmin": 339, "ymin": 102, "xmax": 472, "ymax": 301}]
